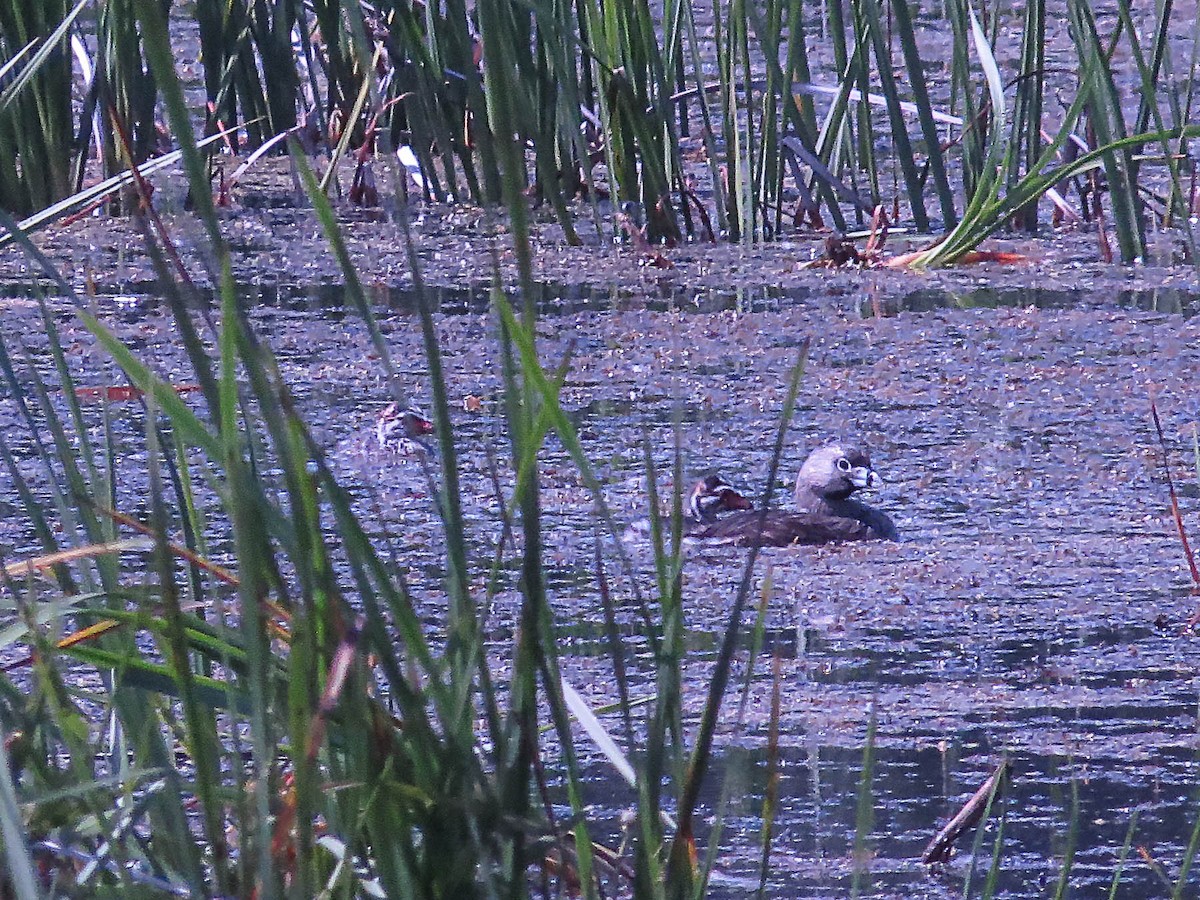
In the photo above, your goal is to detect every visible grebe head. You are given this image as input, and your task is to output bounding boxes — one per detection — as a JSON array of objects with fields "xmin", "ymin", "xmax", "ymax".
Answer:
[
  {"xmin": 794, "ymin": 444, "xmax": 882, "ymax": 504},
  {"xmin": 688, "ymin": 474, "xmax": 753, "ymax": 522},
  {"xmin": 377, "ymin": 403, "xmax": 435, "ymax": 452}
]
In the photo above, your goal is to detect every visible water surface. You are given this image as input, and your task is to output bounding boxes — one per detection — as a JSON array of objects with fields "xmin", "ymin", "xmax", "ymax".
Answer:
[{"xmin": 2, "ymin": 282, "xmax": 1199, "ymax": 897}]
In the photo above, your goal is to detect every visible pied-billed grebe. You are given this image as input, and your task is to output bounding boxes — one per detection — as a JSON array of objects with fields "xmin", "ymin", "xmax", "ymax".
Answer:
[
  {"xmin": 688, "ymin": 474, "xmax": 754, "ymax": 523},
  {"xmin": 688, "ymin": 444, "xmax": 897, "ymax": 546},
  {"xmin": 624, "ymin": 473, "xmax": 753, "ymax": 541},
  {"xmin": 376, "ymin": 402, "xmax": 435, "ymax": 454}
]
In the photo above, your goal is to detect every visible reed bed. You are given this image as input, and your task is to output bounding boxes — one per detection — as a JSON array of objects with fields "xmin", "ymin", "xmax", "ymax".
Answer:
[
  {"xmin": 0, "ymin": 0, "xmax": 1198, "ymax": 261},
  {"xmin": 0, "ymin": 5, "xmax": 805, "ymax": 894}
]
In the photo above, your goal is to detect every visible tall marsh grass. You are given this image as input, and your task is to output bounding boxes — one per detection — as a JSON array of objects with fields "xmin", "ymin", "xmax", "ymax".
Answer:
[
  {"xmin": 0, "ymin": 5, "xmax": 806, "ymax": 896},
  {"xmin": 1, "ymin": 0, "xmax": 1198, "ymax": 260}
]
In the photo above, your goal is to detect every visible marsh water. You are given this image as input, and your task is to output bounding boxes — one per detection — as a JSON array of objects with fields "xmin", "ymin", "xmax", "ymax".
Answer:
[
  {"xmin": 0, "ymin": 0, "xmax": 1197, "ymax": 886},
  {"xmin": 2, "ymin": 275, "xmax": 1200, "ymax": 898}
]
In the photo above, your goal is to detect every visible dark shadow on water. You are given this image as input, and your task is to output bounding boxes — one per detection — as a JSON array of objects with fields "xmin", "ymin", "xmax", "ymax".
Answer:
[
  {"xmin": 11, "ymin": 279, "xmax": 1196, "ymax": 319},
  {"xmin": 254, "ymin": 280, "xmax": 1200, "ymax": 319},
  {"xmin": 880, "ymin": 285, "xmax": 1200, "ymax": 318}
]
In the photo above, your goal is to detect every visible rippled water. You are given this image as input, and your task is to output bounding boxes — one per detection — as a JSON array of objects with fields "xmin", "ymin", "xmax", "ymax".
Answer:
[{"xmin": 2, "ymin": 282, "xmax": 1199, "ymax": 897}]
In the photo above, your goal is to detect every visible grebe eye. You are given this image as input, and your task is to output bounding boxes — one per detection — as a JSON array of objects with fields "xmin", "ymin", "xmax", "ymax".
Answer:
[{"xmin": 836, "ymin": 457, "xmax": 852, "ymax": 472}]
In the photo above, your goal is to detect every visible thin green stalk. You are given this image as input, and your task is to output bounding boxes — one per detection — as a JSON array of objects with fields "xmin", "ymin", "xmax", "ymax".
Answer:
[
  {"xmin": 857, "ymin": 0, "xmax": 929, "ymax": 228},
  {"xmin": 1114, "ymin": 0, "xmax": 1194, "ymax": 259},
  {"xmin": 1051, "ymin": 775, "xmax": 1080, "ymax": 900},
  {"xmin": 849, "ymin": 0, "xmax": 881, "ymax": 220},
  {"xmin": 667, "ymin": 342, "xmax": 809, "ymax": 897},
  {"xmin": 890, "ymin": 0, "xmax": 956, "ymax": 226},
  {"xmin": 945, "ymin": 0, "xmax": 983, "ymax": 200},
  {"xmin": 1173, "ymin": 794, "xmax": 1200, "ymax": 898},
  {"xmin": 917, "ymin": 122, "xmax": 1200, "ymax": 267},
  {"xmin": 0, "ymin": 0, "xmax": 76, "ymax": 213},
  {"xmin": 980, "ymin": 802, "xmax": 1007, "ymax": 899},
  {"xmin": 850, "ymin": 702, "xmax": 877, "ymax": 898},
  {"xmin": 144, "ymin": 395, "xmax": 231, "ymax": 895},
  {"xmin": 1066, "ymin": 0, "xmax": 1145, "ymax": 261},
  {"xmin": 693, "ymin": 569, "xmax": 776, "ymax": 900},
  {"xmin": 1007, "ymin": 0, "xmax": 1044, "ymax": 231},
  {"xmin": 754, "ymin": 653, "xmax": 783, "ymax": 899},
  {"xmin": 0, "ymin": 720, "xmax": 43, "ymax": 900},
  {"xmin": 1108, "ymin": 809, "xmax": 1138, "ymax": 899}
]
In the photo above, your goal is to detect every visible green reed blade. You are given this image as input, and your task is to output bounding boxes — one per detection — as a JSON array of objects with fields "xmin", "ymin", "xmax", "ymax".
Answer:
[
  {"xmin": 980, "ymin": 794, "xmax": 1008, "ymax": 899},
  {"xmin": 944, "ymin": 0, "xmax": 983, "ymax": 199},
  {"xmin": 0, "ymin": 722, "xmax": 41, "ymax": 900},
  {"xmin": 144, "ymin": 401, "xmax": 232, "ymax": 893},
  {"xmin": 0, "ymin": 0, "xmax": 85, "ymax": 112},
  {"xmin": 754, "ymin": 655, "xmax": 782, "ymax": 898},
  {"xmin": 0, "ymin": 127, "xmax": 238, "ymax": 251},
  {"xmin": 1115, "ymin": 0, "xmax": 1193, "ymax": 258},
  {"xmin": 1066, "ymin": 0, "xmax": 1145, "ymax": 261},
  {"xmin": 890, "ymin": 0, "xmax": 957, "ymax": 226},
  {"xmin": 850, "ymin": 701, "xmax": 877, "ymax": 898},
  {"xmin": 1107, "ymin": 809, "xmax": 1138, "ymax": 899},
  {"xmin": 1050, "ymin": 775, "xmax": 1080, "ymax": 900},
  {"xmin": 1174, "ymin": 790, "xmax": 1200, "ymax": 897},
  {"xmin": 1007, "ymin": 0, "xmax": 1045, "ymax": 231},
  {"xmin": 668, "ymin": 340, "xmax": 808, "ymax": 895},
  {"xmin": 858, "ymin": 0, "xmax": 929, "ymax": 228}
]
